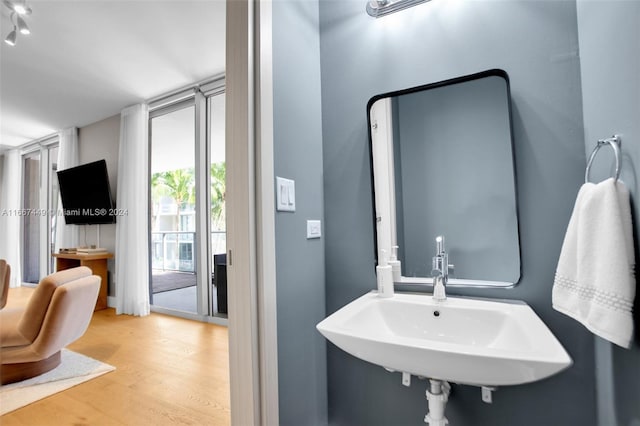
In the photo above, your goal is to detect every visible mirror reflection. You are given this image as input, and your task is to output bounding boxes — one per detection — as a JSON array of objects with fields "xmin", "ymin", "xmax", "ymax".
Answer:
[{"xmin": 368, "ymin": 69, "xmax": 520, "ymax": 287}]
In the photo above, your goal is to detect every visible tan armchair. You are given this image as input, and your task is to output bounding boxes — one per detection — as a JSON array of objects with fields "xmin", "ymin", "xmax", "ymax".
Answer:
[
  {"xmin": 0, "ymin": 266, "xmax": 100, "ymax": 384},
  {"xmin": 0, "ymin": 259, "xmax": 9, "ymax": 309}
]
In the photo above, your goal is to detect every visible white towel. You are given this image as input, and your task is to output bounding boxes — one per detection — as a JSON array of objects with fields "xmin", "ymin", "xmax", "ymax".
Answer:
[{"xmin": 553, "ymin": 178, "xmax": 636, "ymax": 348}]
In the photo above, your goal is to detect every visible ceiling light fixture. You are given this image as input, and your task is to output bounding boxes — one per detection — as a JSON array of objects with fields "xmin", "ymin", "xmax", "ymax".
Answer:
[
  {"xmin": 13, "ymin": 4, "xmax": 27, "ymax": 14},
  {"xmin": 4, "ymin": 27, "xmax": 16, "ymax": 46},
  {"xmin": 2, "ymin": 1, "xmax": 32, "ymax": 46},
  {"xmin": 16, "ymin": 15, "xmax": 29, "ymax": 34},
  {"xmin": 3, "ymin": 0, "xmax": 30, "ymax": 15},
  {"xmin": 366, "ymin": 0, "xmax": 430, "ymax": 18}
]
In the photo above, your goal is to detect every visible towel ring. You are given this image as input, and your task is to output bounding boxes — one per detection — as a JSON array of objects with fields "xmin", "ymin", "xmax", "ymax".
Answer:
[{"xmin": 585, "ymin": 135, "xmax": 622, "ymax": 183}]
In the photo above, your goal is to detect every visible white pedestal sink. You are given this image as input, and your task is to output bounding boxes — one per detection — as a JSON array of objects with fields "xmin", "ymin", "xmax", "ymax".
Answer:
[{"xmin": 317, "ymin": 291, "xmax": 572, "ymax": 387}]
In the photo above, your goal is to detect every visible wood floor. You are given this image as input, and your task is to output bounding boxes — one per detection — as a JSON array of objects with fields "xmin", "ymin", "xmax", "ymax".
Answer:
[{"xmin": 1, "ymin": 287, "xmax": 230, "ymax": 426}]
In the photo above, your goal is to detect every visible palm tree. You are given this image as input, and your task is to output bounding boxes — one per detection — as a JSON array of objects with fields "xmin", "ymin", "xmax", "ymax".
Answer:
[
  {"xmin": 150, "ymin": 172, "xmax": 166, "ymax": 230},
  {"xmin": 153, "ymin": 165, "xmax": 224, "ymax": 231},
  {"xmin": 159, "ymin": 168, "xmax": 195, "ymax": 230},
  {"xmin": 210, "ymin": 162, "xmax": 226, "ymax": 231}
]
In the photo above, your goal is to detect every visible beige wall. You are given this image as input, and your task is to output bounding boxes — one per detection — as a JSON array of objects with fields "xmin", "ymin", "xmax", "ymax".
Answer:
[{"xmin": 78, "ymin": 114, "xmax": 120, "ymax": 296}]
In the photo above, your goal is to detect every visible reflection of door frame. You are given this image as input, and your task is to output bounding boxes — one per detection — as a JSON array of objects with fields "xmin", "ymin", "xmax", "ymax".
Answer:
[
  {"xmin": 227, "ymin": 0, "xmax": 279, "ymax": 424},
  {"xmin": 369, "ymin": 98, "xmax": 398, "ymax": 261}
]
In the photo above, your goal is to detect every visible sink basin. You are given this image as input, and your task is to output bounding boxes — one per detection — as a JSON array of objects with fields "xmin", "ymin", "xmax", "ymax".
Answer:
[{"xmin": 317, "ymin": 292, "xmax": 572, "ymax": 386}]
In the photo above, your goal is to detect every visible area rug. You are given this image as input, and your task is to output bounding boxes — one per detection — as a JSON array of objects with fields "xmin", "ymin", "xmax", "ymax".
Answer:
[{"xmin": 0, "ymin": 349, "xmax": 115, "ymax": 415}]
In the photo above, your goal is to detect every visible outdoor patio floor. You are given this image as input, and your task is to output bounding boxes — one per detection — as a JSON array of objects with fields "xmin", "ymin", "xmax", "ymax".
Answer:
[
  {"xmin": 152, "ymin": 285, "xmax": 197, "ymax": 313},
  {"xmin": 152, "ymin": 270, "xmax": 197, "ymax": 313}
]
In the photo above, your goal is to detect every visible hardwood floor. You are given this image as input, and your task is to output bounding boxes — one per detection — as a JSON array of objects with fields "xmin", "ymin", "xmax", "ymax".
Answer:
[{"xmin": 2, "ymin": 287, "xmax": 230, "ymax": 426}]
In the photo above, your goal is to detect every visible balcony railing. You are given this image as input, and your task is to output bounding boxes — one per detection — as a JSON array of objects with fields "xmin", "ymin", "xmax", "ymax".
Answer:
[{"xmin": 151, "ymin": 231, "xmax": 226, "ymax": 272}]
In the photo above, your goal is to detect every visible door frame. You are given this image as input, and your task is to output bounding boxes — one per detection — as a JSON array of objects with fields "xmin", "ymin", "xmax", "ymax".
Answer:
[{"xmin": 226, "ymin": 0, "xmax": 279, "ymax": 424}]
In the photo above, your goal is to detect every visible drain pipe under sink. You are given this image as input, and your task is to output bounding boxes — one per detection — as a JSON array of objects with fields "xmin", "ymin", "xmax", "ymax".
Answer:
[{"xmin": 425, "ymin": 379, "xmax": 450, "ymax": 426}]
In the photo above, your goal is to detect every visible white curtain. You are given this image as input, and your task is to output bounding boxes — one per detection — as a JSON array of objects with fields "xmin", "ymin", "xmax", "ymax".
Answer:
[
  {"xmin": 55, "ymin": 127, "xmax": 79, "ymax": 251},
  {"xmin": 115, "ymin": 104, "xmax": 150, "ymax": 316},
  {"xmin": 0, "ymin": 150, "xmax": 23, "ymax": 287}
]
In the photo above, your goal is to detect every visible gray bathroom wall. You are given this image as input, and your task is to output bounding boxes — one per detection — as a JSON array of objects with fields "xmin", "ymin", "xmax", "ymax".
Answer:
[
  {"xmin": 272, "ymin": 1, "xmax": 328, "ymax": 424},
  {"xmin": 576, "ymin": 2, "xmax": 640, "ymax": 426},
  {"xmin": 319, "ymin": 1, "xmax": 596, "ymax": 425}
]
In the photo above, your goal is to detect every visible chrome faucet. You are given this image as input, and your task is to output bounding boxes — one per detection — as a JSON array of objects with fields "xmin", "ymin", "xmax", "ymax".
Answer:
[{"xmin": 431, "ymin": 235, "xmax": 453, "ymax": 302}]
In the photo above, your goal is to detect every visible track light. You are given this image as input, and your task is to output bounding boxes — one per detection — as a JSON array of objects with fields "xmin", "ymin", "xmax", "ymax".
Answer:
[
  {"xmin": 366, "ymin": 0, "xmax": 431, "ymax": 18},
  {"xmin": 16, "ymin": 15, "xmax": 29, "ymax": 35},
  {"xmin": 2, "ymin": 1, "xmax": 32, "ymax": 47},
  {"xmin": 4, "ymin": 27, "xmax": 17, "ymax": 46},
  {"xmin": 3, "ymin": 0, "xmax": 30, "ymax": 15}
]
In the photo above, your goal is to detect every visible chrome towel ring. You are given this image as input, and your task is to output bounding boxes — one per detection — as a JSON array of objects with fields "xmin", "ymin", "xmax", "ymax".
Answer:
[{"xmin": 585, "ymin": 135, "xmax": 622, "ymax": 183}]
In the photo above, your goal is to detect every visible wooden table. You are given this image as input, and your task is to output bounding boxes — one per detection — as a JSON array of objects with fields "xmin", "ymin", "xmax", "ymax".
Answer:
[{"xmin": 52, "ymin": 252, "xmax": 113, "ymax": 311}]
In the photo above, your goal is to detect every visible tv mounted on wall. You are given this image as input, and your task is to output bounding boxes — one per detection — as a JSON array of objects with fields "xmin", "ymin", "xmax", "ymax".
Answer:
[{"xmin": 57, "ymin": 159, "xmax": 116, "ymax": 225}]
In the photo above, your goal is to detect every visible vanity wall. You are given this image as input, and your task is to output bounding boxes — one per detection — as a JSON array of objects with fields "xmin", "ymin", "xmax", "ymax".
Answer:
[
  {"xmin": 576, "ymin": 2, "xmax": 640, "ymax": 425},
  {"xmin": 273, "ymin": 1, "xmax": 328, "ymax": 424},
  {"xmin": 319, "ymin": 1, "xmax": 596, "ymax": 424}
]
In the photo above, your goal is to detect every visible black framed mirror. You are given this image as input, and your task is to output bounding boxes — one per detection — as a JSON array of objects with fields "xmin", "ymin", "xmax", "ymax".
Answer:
[{"xmin": 367, "ymin": 69, "xmax": 520, "ymax": 287}]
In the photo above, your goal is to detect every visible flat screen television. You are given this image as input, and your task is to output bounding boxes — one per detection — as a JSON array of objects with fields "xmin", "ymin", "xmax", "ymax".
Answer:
[{"xmin": 57, "ymin": 159, "xmax": 116, "ymax": 225}]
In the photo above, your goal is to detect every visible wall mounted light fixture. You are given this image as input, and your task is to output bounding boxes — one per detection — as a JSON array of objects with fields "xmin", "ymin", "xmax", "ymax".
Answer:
[
  {"xmin": 3, "ymin": 0, "xmax": 32, "ymax": 46},
  {"xmin": 366, "ymin": 0, "xmax": 430, "ymax": 18}
]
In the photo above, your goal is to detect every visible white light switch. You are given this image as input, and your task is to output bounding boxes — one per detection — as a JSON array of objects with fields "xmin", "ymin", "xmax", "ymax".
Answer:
[
  {"xmin": 276, "ymin": 177, "xmax": 296, "ymax": 212},
  {"xmin": 307, "ymin": 220, "xmax": 321, "ymax": 239}
]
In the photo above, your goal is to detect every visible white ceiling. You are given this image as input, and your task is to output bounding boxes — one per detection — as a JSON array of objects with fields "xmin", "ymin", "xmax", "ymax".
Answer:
[{"xmin": 0, "ymin": 0, "xmax": 226, "ymax": 150}]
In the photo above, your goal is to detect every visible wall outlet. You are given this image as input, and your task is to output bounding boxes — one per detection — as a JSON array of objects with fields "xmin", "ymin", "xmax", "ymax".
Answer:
[{"xmin": 307, "ymin": 220, "xmax": 321, "ymax": 239}]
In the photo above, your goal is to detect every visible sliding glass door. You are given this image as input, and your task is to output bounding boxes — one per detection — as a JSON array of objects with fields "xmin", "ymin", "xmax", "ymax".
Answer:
[
  {"xmin": 209, "ymin": 92, "xmax": 226, "ymax": 315},
  {"xmin": 149, "ymin": 81, "xmax": 226, "ymax": 319},
  {"xmin": 21, "ymin": 142, "xmax": 59, "ymax": 284},
  {"xmin": 48, "ymin": 146, "xmax": 60, "ymax": 273},
  {"xmin": 22, "ymin": 151, "xmax": 41, "ymax": 284},
  {"xmin": 150, "ymin": 102, "xmax": 198, "ymax": 314}
]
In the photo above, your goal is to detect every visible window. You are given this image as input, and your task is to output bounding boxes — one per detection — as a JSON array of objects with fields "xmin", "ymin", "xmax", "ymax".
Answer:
[{"xmin": 21, "ymin": 139, "xmax": 59, "ymax": 284}]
